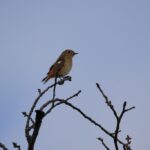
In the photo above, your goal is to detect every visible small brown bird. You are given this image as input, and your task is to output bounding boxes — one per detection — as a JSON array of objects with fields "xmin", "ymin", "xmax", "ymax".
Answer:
[{"xmin": 42, "ymin": 49, "xmax": 78, "ymax": 83}]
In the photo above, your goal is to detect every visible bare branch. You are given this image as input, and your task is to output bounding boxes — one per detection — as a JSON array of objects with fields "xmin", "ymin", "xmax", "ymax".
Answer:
[
  {"xmin": 52, "ymin": 77, "xmax": 57, "ymax": 107},
  {"xmin": 40, "ymin": 91, "xmax": 127, "ymax": 147},
  {"xmin": 114, "ymin": 101, "xmax": 135, "ymax": 149},
  {"xmin": 40, "ymin": 90, "xmax": 81, "ymax": 113},
  {"xmin": 37, "ymin": 89, "xmax": 41, "ymax": 95},
  {"xmin": 125, "ymin": 106, "xmax": 135, "ymax": 112},
  {"xmin": 0, "ymin": 143, "xmax": 8, "ymax": 150},
  {"xmin": 51, "ymin": 99, "xmax": 119, "ymax": 141},
  {"xmin": 26, "ymin": 90, "xmax": 81, "ymax": 135},
  {"xmin": 22, "ymin": 79, "xmax": 134, "ymax": 150},
  {"xmin": 124, "ymin": 135, "xmax": 132, "ymax": 150},
  {"xmin": 96, "ymin": 83, "xmax": 135, "ymax": 150},
  {"xmin": 40, "ymin": 88, "xmax": 116, "ymax": 142},
  {"xmin": 97, "ymin": 137, "xmax": 110, "ymax": 150},
  {"xmin": 96, "ymin": 83, "xmax": 118, "ymax": 119},
  {"xmin": 25, "ymin": 76, "xmax": 71, "ymax": 142},
  {"xmin": 22, "ymin": 112, "xmax": 34, "ymax": 124},
  {"xmin": 28, "ymin": 110, "xmax": 45, "ymax": 150},
  {"xmin": 12, "ymin": 142, "xmax": 21, "ymax": 150},
  {"xmin": 65, "ymin": 90, "xmax": 82, "ymax": 101}
]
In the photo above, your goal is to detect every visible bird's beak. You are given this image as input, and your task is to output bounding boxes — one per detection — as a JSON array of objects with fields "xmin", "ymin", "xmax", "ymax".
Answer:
[{"xmin": 74, "ymin": 52, "xmax": 78, "ymax": 55}]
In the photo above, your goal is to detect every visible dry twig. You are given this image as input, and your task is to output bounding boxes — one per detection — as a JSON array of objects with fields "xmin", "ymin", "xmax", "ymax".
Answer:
[
  {"xmin": 96, "ymin": 83, "xmax": 135, "ymax": 150},
  {"xmin": 97, "ymin": 137, "xmax": 110, "ymax": 150},
  {"xmin": 0, "ymin": 143, "xmax": 8, "ymax": 150},
  {"xmin": 12, "ymin": 142, "xmax": 21, "ymax": 150}
]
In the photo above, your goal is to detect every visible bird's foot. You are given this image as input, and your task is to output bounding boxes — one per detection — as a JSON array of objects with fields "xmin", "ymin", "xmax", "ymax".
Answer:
[{"xmin": 58, "ymin": 76, "xmax": 72, "ymax": 85}]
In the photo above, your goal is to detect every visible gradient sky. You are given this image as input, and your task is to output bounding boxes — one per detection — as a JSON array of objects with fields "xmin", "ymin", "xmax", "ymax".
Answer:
[{"xmin": 0, "ymin": 0, "xmax": 150, "ymax": 149}]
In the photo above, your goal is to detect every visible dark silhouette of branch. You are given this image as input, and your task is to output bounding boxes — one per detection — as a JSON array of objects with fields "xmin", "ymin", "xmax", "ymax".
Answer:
[
  {"xmin": 25, "ymin": 80, "xmax": 134, "ymax": 150},
  {"xmin": 123, "ymin": 135, "xmax": 132, "ymax": 150},
  {"xmin": 25, "ymin": 89, "xmax": 81, "ymax": 133},
  {"xmin": 53, "ymin": 77, "xmax": 57, "ymax": 100},
  {"xmin": 22, "ymin": 112, "xmax": 34, "ymax": 124},
  {"xmin": 52, "ymin": 77, "xmax": 57, "ymax": 107},
  {"xmin": 97, "ymin": 137, "xmax": 110, "ymax": 150},
  {"xmin": 28, "ymin": 110, "xmax": 45, "ymax": 150},
  {"xmin": 125, "ymin": 106, "xmax": 135, "ymax": 112},
  {"xmin": 12, "ymin": 142, "xmax": 21, "ymax": 150},
  {"xmin": 58, "ymin": 100, "xmax": 114, "ymax": 138},
  {"xmin": 96, "ymin": 83, "xmax": 135, "ymax": 150},
  {"xmin": 0, "ymin": 76, "xmax": 135, "ymax": 150},
  {"xmin": 25, "ymin": 76, "xmax": 72, "ymax": 143},
  {"xmin": 24, "ymin": 76, "xmax": 72, "ymax": 150},
  {"xmin": 40, "ymin": 90, "xmax": 82, "ymax": 115},
  {"xmin": 40, "ymin": 98, "xmax": 126, "ymax": 146},
  {"xmin": 96, "ymin": 83, "xmax": 118, "ymax": 119},
  {"xmin": 0, "ymin": 143, "xmax": 8, "ymax": 150}
]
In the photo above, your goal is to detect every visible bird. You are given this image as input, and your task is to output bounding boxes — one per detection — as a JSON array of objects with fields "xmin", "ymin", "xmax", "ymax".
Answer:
[{"xmin": 42, "ymin": 49, "xmax": 78, "ymax": 83}]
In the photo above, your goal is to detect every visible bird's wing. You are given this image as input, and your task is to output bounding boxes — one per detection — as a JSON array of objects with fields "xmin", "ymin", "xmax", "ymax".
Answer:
[
  {"xmin": 42, "ymin": 56, "xmax": 65, "ymax": 83},
  {"xmin": 47, "ymin": 58, "xmax": 64, "ymax": 77}
]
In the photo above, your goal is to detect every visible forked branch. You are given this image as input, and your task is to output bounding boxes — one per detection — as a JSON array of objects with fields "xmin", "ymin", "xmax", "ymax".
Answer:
[{"xmin": 96, "ymin": 83, "xmax": 135, "ymax": 150}]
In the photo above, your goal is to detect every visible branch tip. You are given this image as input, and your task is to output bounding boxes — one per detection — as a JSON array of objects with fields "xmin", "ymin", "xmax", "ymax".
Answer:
[
  {"xmin": 22, "ymin": 112, "xmax": 27, "ymax": 117},
  {"xmin": 123, "ymin": 101, "xmax": 127, "ymax": 108},
  {"xmin": 38, "ymin": 89, "xmax": 41, "ymax": 94},
  {"xmin": 96, "ymin": 83, "xmax": 100, "ymax": 89},
  {"xmin": 12, "ymin": 142, "xmax": 21, "ymax": 150},
  {"xmin": 0, "ymin": 142, "xmax": 8, "ymax": 150},
  {"xmin": 97, "ymin": 137, "xmax": 110, "ymax": 150}
]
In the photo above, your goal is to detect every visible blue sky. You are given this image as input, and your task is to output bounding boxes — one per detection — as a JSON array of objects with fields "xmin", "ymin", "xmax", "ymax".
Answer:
[{"xmin": 0, "ymin": 0, "xmax": 150, "ymax": 149}]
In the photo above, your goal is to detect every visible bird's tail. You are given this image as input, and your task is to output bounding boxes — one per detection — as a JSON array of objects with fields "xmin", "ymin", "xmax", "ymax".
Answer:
[{"xmin": 42, "ymin": 75, "xmax": 50, "ymax": 84}]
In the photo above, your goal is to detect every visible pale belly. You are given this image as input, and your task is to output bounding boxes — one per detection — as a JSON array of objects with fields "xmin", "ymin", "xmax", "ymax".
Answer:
[{"xmin": 61, "ymin": 60, "xmax": 72, "ymax": 76}]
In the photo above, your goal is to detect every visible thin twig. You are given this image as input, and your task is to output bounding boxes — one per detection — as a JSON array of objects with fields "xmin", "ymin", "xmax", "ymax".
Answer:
[
  {"xmin": 40, "ymin": 90, "xmax": 81, "ymax": 112},
  {"xmin": 12, "ymin": 142, "xmax": 21, "ymax": 150},
  {"xmin": 65, "ymin": 90, "xmax": 82, "ymax": 101},
  {"xmin": 61, "ymin": 100, "xmax": 114, "ymax": 138},
  {"xmin": 44, "ymin": 90, "xmax": 81, "ymax": 115},
  {"xmin": 52, "ymin": 77, "xmax": 57, "ymax": 107},
  {"xmin": 25, "ymin": 76, "xmax": 71, "ymax": 142},
  {"xmin": 53, "ymin": 77, "xmax": 57, "ymax": 100},
  {"xmin": 96, "ymin": 83, "xmax": 135, "ymax": 150},
  {"xmin": 114, "ymin": 102, "xmax": 127, "ymax": 150},
  {"xmin": 23, "ymin": 79, "xmax": 134, "ymax": 150},
  {"xmin": 0, "ymin": 143, "xmax": 8, "ymax": 150},
  {"xmin": 22, "ymin": 112, "xmax": 34, "ymax": 124},
  {"xmin": 124, "ymin": 135, "xmax": 132, "ymax": 150},
  {"xmin": 96, "ymin": 83, "xmax": 118, "ymax": 119},
  {"xmin": 117, "ymin": 102, "xmax": 134, "ymax": 150},
  {"xmin": 97, "ymin": 137, "xmax": 110, "ymax": 150},
  {"xmin": 115, "ymin": 101, "xmax": 135, "ymax": 150},
  {"xmin": 26, "ymin": 90, "xmax": 81, "ymax": 132},
  {"xmin": 42, "ymin": 96, "xmax": 129, "ymax": 147},
  {"xmin": 43, "ymin": 98, "xmax": 126, "ymax": 146},
  {"xmin": 125, "ymin": 106, "xmax": 135, "ymax": 112}
]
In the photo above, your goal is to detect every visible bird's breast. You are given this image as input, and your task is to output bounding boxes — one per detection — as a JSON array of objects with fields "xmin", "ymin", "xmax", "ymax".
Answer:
[{"xmin": 60, "ymin": 58, "xmax": 72, "ymax": 76}]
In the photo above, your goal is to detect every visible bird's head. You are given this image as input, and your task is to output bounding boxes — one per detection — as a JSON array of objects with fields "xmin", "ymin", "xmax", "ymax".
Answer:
[{"xmin": 62, "ymin": 49, "xmax": 78, "ymax": 58}]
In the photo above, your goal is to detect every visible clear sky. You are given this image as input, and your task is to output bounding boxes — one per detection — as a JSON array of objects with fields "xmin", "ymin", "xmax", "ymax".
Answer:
[{"xmin": 0, "ymin": 0, "xmax": 150, "ymax": 149}]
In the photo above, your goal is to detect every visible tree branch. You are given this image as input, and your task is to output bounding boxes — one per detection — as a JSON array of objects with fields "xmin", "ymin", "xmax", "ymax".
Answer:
[
  {"xmin": 12, "ymin": 142, "xmax": 21, "ymax": 150},
  {"xmin": 23, "ymin": 79, "xmax": 135, "ymax": 150},
  {"xmin": 25, "ymin": 76, "xmax": 71, "ymax": 143},
  {"xmin": 52, "ymin": 77, "xmax": 57, "ymax": 107},
  {"xmin": 96, "ymin": 83, "xmax": 118, "ymax": 119},
  {"xmin": 28, "ymin": 110, "xmax": 45, "ymax": 150},
  {"xmin": 40, "ymin": 90, "xmax": 81, "ymax": 115},
  {"xmin": 97, "ymin": 137, "xmax": 110, "ymax": 150},
  {"xmin": 22, "ymin": 112, "xmax": 34, "ymax": 124},
  {"xmin": 96, "ymin": 83, "xmax": 135, "ymax": 150},
  {"xmin": 0, "ymin": 143, "xmax": 8, "ymax": 150}
]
